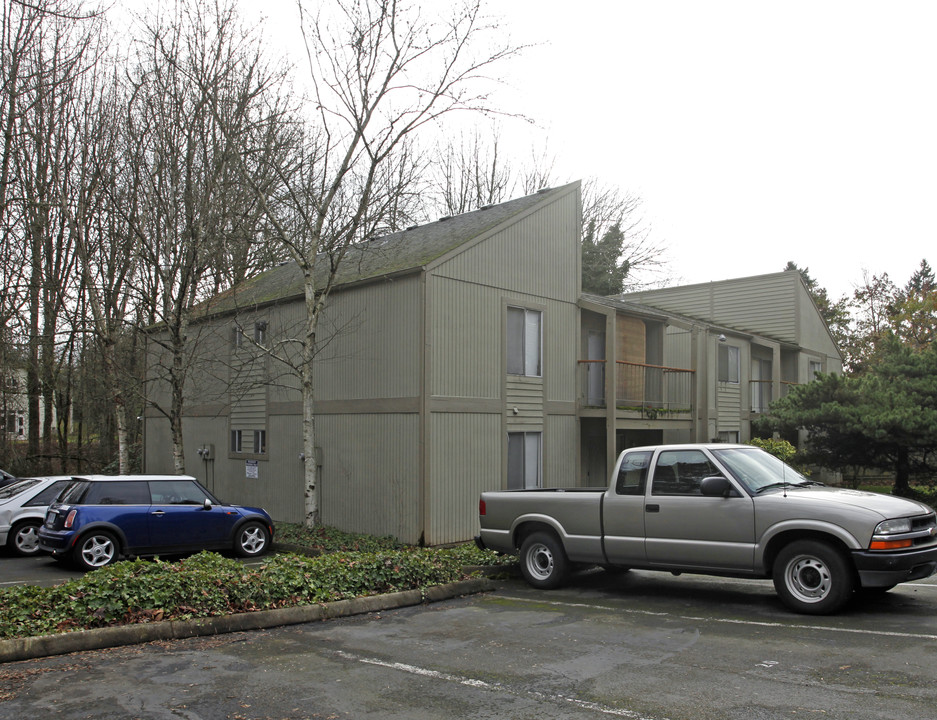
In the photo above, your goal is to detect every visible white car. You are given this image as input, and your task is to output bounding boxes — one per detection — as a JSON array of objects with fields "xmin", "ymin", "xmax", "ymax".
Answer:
[
  {"xmin": 0, "ymin": 476, "xmax": 73, "ymax": 556},
  {"xmin": 0, "ymin": 467, "xmax": 18, "ymax": 488}
]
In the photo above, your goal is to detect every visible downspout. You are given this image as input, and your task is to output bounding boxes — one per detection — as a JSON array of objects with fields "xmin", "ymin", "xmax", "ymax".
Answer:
[
  {"xmin": 606, "ymin": 309, "xmax": 616, "ymax": 473},
  {"xmin": 418, "ymin": 269, "xmax": 428, "ymax": 545}
]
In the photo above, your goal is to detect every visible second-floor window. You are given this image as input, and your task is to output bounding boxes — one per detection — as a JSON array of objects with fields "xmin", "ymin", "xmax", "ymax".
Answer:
[
  {"xmin": 507, "ymin": 306, "xmax": 541, "ymax": 376},
  {"xmin": 254, "ymin": 321, "xmax": 267, "ymax": 345},
  {"xmin": 809, "ymin": 359, "xmax": 823, "ymax": 379},
  {"xmin": 718, "ymin": 344, "xmax": 740, "ymax": 384}
]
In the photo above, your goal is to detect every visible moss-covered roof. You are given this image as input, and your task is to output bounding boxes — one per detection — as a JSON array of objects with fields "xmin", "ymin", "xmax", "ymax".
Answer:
[{"xmin": 198, "ymin": 182, "xmax": 577, "ymax": 318}]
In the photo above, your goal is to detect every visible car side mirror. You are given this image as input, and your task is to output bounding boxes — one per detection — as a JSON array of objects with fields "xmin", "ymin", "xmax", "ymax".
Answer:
[
  {"xmin": 203, "ymin": 498, "xmax": 213, "ymax": 510},
  {"xmin": 700, "ymin": 476, "xmax": 737, "ymax": 498}
]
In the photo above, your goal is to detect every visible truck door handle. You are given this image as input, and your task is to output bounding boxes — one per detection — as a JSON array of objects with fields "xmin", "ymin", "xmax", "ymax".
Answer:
[{"xmin": 646, "ymin": 504, "xmax": 660, "ymax": 513}]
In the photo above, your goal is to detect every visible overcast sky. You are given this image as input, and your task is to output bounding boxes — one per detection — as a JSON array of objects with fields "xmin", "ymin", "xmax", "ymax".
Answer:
[
  {"xmin": 243, "ymin": 0, "xmax": 934, "ymax": 299},
  {"xmin": 488, "ymin": 1, "xmax": 936, "ymax": 299}
]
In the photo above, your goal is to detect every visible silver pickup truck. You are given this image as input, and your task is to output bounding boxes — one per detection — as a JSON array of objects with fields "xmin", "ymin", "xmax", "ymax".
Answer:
[{"xmin": 477, "ymin": 443, "xmax": 937, "ymax": 614}]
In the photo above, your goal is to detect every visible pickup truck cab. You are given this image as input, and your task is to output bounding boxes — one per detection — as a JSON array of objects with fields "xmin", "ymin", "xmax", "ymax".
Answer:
[{"xmin": 477, "ymin": 444, "xmax": 937, "ymax": 614}]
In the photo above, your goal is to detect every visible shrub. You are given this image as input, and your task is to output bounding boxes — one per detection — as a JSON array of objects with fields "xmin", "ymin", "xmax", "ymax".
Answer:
[
  {"xmin": 749, "ymin": 437, "xmax": 798, "ymax": 463},
  {"xmin": 0, "ymin": 549, "xmax": 478, "ymax": 641},
  {"xmin": 274, "ymin": 523, "xmax": 405, "ymax": 553}
]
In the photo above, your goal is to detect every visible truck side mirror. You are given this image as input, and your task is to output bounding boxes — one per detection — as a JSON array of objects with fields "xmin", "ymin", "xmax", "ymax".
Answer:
[{"xmin": 700, "ymin": 476, "xmax": 737, "ymax": 498}]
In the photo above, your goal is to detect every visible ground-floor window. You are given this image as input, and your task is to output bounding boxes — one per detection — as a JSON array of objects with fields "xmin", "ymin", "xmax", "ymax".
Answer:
[
  {"xmin": 231, "ymin": 428, "xmax": 267, "ymax": 455},
  {"xmin": 508, "ymin": 431, "xmax": 541, "ymax": 490}
]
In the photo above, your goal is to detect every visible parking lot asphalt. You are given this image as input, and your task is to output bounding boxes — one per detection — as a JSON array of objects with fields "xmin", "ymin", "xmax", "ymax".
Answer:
[{"xmin": 1, "ymin": 568, "xmax": 935, "ymax": 720}]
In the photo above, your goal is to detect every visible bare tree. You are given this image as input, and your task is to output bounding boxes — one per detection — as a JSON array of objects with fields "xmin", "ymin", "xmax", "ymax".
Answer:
[
  {"xmin": 126, "ymin": 0, "xmax": 290, "ymax": 473},
  {"xmin": 219, "ymin": 0, "xmax": 519, "ymax": 526},
  {"xmin": 432, "ymin": 126, "xmax": 514, "ymax": 216},
  {"xmin": 5, "ymin": 0, "xmax": 99, "ymax": 471},
  {"xmin": 581, "ymin": 180, "xmax": 669, "ymax": 292},
  {"xmin": 426, "ymin": 125, "xmax": 669, "ymax": 293},
  {"xmin": 60, "ymin": 33, "xmax": 142, "ymax": 473}
]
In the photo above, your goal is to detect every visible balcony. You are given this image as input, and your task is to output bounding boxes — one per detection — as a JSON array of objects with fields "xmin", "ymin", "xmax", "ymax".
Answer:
[
  {"xmin": 579, "ymin": 360, "xmax": 694, "ymax": 420},
  {"xmin": 751, "ymin": 380, "xmax": 799, "ymax": 413}
]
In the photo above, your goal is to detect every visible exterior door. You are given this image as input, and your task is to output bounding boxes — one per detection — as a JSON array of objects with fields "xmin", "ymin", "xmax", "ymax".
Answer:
[
  {"xmin": 644, "ymin": 449, "xmax": 755, "ymax": 570},
  {"xmin": 586, "ymin": 331, "xmax": 605, "ymax": 406},
  {"xmin": 601, "ymin": 450, "xmax": 651, "ymax": 565}
]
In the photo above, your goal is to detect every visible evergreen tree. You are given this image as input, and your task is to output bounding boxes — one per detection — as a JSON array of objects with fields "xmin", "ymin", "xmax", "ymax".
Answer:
[
  {"xmin": 582, "ymin": 221, "xmax": 630, "ymax": 296},
  {"xmin": 764, "ymin": 338, "xmax": 937, "ymax": 497},
  {"xmin": 889, "ymin": 259, "xmax": 936, "ymax": 351}
]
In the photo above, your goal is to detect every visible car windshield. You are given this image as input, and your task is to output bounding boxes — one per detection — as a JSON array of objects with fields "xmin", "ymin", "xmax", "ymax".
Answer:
[
  {"xmin": 711, "ymin": 447, "xmax": 813, "ymax": 494},
  {"xmin": 0, "ymin": 478, "xmax": 40, "ymax": 501}
]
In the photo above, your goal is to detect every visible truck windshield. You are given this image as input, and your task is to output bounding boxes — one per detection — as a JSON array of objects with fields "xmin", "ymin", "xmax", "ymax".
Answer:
[{"xmin": 711, "ymin": 447, "xmax": 812, "ymax": 494}]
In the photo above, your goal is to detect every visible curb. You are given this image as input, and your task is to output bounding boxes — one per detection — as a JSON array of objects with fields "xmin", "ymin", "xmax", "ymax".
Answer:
[{"xmin": 0, "ymin": 577, "xmax": 495, "ymax": 664}]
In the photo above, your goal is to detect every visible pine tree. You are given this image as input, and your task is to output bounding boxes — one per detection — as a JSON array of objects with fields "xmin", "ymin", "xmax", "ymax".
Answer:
[{"xmin": 582, "ymin": 222, "xmax": 629, "ymax": 296}]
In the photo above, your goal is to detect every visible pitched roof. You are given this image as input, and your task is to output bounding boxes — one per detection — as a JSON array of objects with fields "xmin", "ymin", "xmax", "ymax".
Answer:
[
  {"xmin": 199, "ymin": 182, "xmax": 579, "ymax": 318},
  {"xmin": 613, "ymin": 271, "xmax": 841, "ymax": 356}
]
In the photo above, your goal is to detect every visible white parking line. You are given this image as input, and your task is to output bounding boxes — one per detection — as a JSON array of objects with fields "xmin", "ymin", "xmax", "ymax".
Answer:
[
  {"xmin": 332, "ymin": 650, "xmax": 667, "ymax": 719},
  {"xmin": 498, "ymin": 595, "xmax": 937, "ymax": 641}
]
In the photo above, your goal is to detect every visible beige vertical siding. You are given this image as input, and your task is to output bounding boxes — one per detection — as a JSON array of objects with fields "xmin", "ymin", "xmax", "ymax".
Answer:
[
  {"xmin": 796, "ymin": 282, "xmax": 842, "ymax": 359},
  {"xmin": 143, "ymin": 416, "xmax": 174, "ymax": 475},
  {"xmin": 318, "ymin": 413, "xmax": 421, "ymax": 543},
  {"xmin": 544, "ymin": 414, "xmax": 578, "ymax": 488},
  {"xmin": 314, "ymin": 275, "xmax": 422, "ymax": 401},
  {"xmin": 149, "ymin": 186, "xmax": 586, "ymax": 546},
  {"xmin": 262, "ymin": 414, "xmax": 305, "ymax": 522},
  {"xmin": 623, "ymin": 273, "xmax": 800, "ymax": 344},
  {"xmin": 664, "ymin": 326, "xmax": 693, "ymax": 368},
  {"xmin": 426, "ymin": 277, "xmax": 502, "ymax": 399},
  {"xmin": 434, "ymin": 189, "xmax": 580, "ymax": 303},
  {"xmin": 188, "ymin": 411, "xmax": 305, "ymax": 525},
  {"xmin": 162, "ymin": 415, "xmax": 281, "ymax": 518},
  {"xmin": 543, "ymin": 304, "xmax": 578, "ymax": 403},
  {"xmin": 426, "ymin": 412, "xmax": 501, "ymax": 545}
]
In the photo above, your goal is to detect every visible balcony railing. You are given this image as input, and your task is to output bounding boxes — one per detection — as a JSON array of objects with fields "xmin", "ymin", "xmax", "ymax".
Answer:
[
  {"xmin": 579, "ymin": 359, "xmax": 694, "ymax": 418},
  {"xmin": 751, "ymin": 380, "xmax": 799, "ymax": 413}
]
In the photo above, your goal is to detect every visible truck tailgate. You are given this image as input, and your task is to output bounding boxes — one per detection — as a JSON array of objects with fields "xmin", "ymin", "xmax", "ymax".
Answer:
[{"xmin": 479, "ymin": 488, "xmax": 606, "ymax": 561}]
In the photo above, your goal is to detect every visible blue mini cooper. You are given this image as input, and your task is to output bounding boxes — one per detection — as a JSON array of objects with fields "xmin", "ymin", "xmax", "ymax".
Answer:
[{"xmin": 38, "ymin": 475, "xmax": 274, "ymax": 570}]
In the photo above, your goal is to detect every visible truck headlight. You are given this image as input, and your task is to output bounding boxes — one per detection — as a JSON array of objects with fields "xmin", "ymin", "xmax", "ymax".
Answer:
[{"xmin": 874, "ymin": 518, "xmax": 912, "ymax": 535}]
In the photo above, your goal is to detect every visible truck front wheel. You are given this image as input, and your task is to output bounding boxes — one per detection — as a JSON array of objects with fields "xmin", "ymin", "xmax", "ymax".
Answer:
[
  {"xmin": 772, "ymin": 539, "xmax": 854, "ymax": 615},
  {"xmin": 520, "ymin": 531, "xmax": 569, "ymax": 589}
]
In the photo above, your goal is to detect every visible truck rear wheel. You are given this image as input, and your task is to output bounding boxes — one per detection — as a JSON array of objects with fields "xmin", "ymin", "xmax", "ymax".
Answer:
[
  {"xmin": 520, "ymin": 531, "xmax": 569, "ymax": 589},
  {"xmin": 772, "ymin": 539, "xmax": 854, "ymax": 615}
]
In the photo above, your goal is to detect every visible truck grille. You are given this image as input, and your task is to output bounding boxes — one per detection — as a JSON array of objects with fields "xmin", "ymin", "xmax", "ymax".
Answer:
[{"xmin": 912, "ymin": 513, "xmax": 937, "ymax": 547}]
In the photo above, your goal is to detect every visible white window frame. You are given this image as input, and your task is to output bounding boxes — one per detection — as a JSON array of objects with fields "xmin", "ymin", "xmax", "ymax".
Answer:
[
  {"xmin": 507, "ymin": 306, "xmax": 542, "ymax": 377},
  {"xmin": 253, "ymin": 429, "xmax": 267, "ymax": 455},
  {"xmin": 507, "ymin": 431, "xmax": 542, "ymax": 489},
  {"xmin": 230, "ymin": 429, "xmax": 243, "ymax": 453}
]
